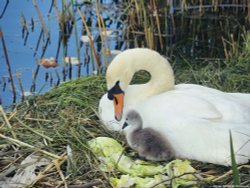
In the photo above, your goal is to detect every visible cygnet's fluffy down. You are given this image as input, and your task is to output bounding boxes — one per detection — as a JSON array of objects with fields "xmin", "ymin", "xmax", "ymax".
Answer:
[{"xmin": 122, "ymin": 110, "xmax": 175, "ymax": 161}]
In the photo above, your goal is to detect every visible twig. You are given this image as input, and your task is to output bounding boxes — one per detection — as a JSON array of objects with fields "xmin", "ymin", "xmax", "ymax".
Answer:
[
  {"xmin": 32, "ymin": 0, "xmax": 50, "ymax": 40},
  {"xmin": 27, "ymin": 153, "xmax": 66, "ymax": 187},
  {"xmin": 0, "ymin": 133, "xmax": 61, "ymax": 159},
  {"xmin": 0, "ymin": 28, "xmax": 16, "ymax": 103},
  {"xmin": 0, "ymin": 105, "xmax": 16, "ymax": 139},
  {"xmin": 212, "ymin": 165, "xmax": 250, "ymax": 182},
  {"xmin": 54, "ymin": 159, "xmax": 68, "ymax": 188}
]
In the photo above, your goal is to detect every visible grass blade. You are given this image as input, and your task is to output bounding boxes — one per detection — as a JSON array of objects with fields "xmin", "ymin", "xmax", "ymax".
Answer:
[{"xmin": 229, "ymin": 130, "xmax": 240, "ymax": 186}]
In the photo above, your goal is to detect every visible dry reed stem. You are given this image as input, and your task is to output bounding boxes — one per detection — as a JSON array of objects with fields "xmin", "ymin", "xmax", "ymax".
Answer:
[
  {"xmin": 77, "ymin": 8, "xmax": 101, "ymax": 72},
  {"xmin": 221, "ymin": 36, "xmax": 229, "ymax": 61},
  {"xmin": 153, "ymin": 0, "xmax": 163, "ymax": 50},
  {"xmin": 16, "ymin": 70, "xmax": 25, "ymax": 100},
  {"xmin": 95, "ymin": 1, "xmax": 108, "ymax": 67},
  {"xmin": 142, "ymin": 2, "xmax": 149, "ymax": 47},
  {"xmin": 100, "ymin": 16, "xmax": 112, "ymax": 60},
  {"xmin": 53, "ymin": 0, "xmax": 61, "ymax": 22},
  {"xmin": 149, "ymin": 0, "xmax": 155, "ymax": 49},
  {"xmin": 53, "ymin": 159, "xmax": 68, "ymax": 188},
  {"xmin": 6, "ymin": 110, "xmax": 17, "ymax": 124},
  {"xmin": 0, "ymin": 105, "xmax": 17, "ymax": 139},
  {"xmin": 133, "ymin": 0, "xmax": 140, "ymax": 24},
  {"xmin": 27, "ymin": 153, "xmax": 67, "ymax": 187},
  {"xmin": 0, "ymin": 133, "xmax": 60, "ymax": 159},
  {"xmin": 32, "ymin": 0, "xmax": 50, "ymax": 39},
  {"xmin": 0, "ymin": 109, "xmax": 16, "ymax": 129},
  {"xmin": 212, "ymin": 165, "xmax": 250, "ymax": 182},
  {"xmin": 0, "ymin": 28, "xmax": 16, "ymax": 103},
  {"xmin": 24, "ymin": 117, "xmax": 54, "ymax": 122}
]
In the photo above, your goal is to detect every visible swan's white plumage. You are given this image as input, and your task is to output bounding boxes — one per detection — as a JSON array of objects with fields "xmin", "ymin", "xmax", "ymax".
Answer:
[{"xmin": 98, "ymin": 48, "xmax": 250, "ymax": 166}]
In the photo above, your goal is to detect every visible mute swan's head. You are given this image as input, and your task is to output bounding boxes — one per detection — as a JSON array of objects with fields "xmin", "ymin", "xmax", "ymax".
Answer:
[
  {"xmin": 106, "ymin": 48, "xmax": 174, "ymax": 121},
  {"xmin": 122, "ymin": 110, "xmax": 142, "ymax": 131}
]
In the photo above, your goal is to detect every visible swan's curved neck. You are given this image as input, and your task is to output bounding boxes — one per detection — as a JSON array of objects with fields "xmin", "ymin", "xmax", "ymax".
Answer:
[
  {"xmin": 132, "ymin": 56, "xmax": 175, "ymax": 98},
  {"xmin": 107, "ymin": 49, "xmax": 175, "ymax": 100}
]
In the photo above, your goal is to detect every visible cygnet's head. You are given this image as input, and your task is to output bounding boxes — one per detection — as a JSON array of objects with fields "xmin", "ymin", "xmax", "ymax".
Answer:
[{"xmin": 122, "ymin": 110, "xmax": 142, "ymax": 130}]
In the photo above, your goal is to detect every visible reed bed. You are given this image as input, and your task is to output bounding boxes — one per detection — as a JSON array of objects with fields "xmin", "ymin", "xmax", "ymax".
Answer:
[{"xmin": 0, "ymin": 58, "xmax": 250, "ymax": 187}]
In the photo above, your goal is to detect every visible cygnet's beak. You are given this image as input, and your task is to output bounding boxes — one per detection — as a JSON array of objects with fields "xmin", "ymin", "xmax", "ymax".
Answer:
[
  {"xmin": 122, "ymin": 121, "xmax": 128, "ymax": 129},
  {"xmin": 113, "ymin": 93, "xmax": 124, "ymax": 121}
]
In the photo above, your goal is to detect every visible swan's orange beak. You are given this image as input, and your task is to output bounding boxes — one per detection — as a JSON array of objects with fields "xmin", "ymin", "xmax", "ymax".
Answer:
[{"xmin": 113, "ymin": 93, "xmax": 124, "ymax": 121}]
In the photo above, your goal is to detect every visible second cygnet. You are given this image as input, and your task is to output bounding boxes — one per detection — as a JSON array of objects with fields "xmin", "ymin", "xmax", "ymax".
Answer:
[{"xmin": 122, "ymin": 110, "xmax": 175, "ymax": 161}]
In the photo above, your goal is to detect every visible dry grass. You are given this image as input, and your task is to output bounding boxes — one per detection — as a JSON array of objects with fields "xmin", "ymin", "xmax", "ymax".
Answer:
[{"xmin": 0, "ymin": 59, "xmax": 250, "ymax": 187}]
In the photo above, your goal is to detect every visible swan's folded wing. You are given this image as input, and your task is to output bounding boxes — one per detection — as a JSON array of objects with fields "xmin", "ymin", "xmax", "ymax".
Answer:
[{"xmin": 137, "ymin": 91, "xmax": 223, "ymax": 120}]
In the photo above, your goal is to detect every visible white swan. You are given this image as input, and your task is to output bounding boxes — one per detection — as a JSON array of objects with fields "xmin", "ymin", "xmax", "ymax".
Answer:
[{"xmin": 98, "ymin": 48, "xmax": 250, "ymax": 166}]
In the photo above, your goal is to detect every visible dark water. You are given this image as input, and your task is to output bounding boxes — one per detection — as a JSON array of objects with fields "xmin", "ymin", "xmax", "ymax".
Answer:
[
  {"xmin": 0, "ymin": 0, "xmax": 126, "ymax": 107},
  {"xmin": 0, "ymin": 0, "xmax": 248, "ymax": 107}
]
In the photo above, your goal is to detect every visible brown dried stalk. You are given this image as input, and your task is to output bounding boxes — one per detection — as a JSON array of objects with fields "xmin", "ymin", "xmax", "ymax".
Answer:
[
  {"xmin": 0, "ymin": 28, "xmax": 16, "ymax": 103},
  {"xmin": 77, "ymin": 7, "xmax": 101, "ymax": 72},
  {"xmin": 0, "ymin": 105, "xmax": 16, "ymax": 139},
  {"xmin": 0, "ymin": 133, "xmax": 60, "ymax": 159},
  {"xmin": 16, "ymin": 70, "xmax": 25, "ymax": 100},
  {"xmin": 32, "ymin": 0, "xmax": 50, "ymax": 40},
  {"xmin": 153, "ymin": 0, "xmax": 163, "ymax": 50},
  {"xmin": 95, "ymin": 1, "xmax": 108, "ymax": 67}
]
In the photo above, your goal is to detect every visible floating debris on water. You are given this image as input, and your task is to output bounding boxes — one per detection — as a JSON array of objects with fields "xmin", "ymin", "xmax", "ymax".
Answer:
[
  {"xmin": 64, "ymin": 56, "xmax": 81, "ymax": 65},
  {"xmin": 37, "ymin": 58, "xmax": 58, "ymax": 68},
  {"xmin": 80, "ymin": 35, "xmax": 94, "ymax": 43}
]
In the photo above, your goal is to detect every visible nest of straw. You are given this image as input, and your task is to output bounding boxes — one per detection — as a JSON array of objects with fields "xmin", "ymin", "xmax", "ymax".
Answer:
[{"xmin": 0, "ymin": 60, "xmax": 249, "ymax": 187}]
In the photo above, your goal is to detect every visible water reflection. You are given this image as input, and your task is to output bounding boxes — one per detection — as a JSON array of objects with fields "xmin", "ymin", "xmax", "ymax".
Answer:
[{"xmin": 0, "ymin": 0, "xmax": 248, "ymax": 107}]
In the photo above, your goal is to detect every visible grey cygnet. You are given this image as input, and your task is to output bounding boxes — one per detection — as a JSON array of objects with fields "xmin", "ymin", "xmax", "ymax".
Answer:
[{"xmin": 122, "ymin": 110, "xmax": 175, "ymax": 161}]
